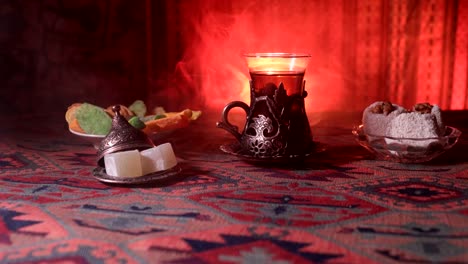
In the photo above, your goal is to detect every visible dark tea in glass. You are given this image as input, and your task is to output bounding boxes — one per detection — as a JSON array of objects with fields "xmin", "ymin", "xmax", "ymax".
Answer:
[{"xmin": 217, "ymin": 53, "xmax": 314, "ymax": 159}]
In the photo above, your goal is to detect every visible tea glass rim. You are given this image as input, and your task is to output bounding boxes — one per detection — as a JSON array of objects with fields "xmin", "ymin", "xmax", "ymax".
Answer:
[{"xmin": 244, "ymin": 52, "xmax": 311, "ymax": 58}]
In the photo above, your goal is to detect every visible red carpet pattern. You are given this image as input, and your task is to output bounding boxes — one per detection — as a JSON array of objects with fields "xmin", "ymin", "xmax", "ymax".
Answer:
[{"xmin": 0, "ymin": 113, "xmax": 466, "ymax": 263}]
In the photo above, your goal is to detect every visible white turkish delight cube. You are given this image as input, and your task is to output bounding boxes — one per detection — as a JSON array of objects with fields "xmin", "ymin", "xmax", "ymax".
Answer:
[
  {"xmin": 104, "ymin": 149, "xmax": 142, "ymax": 177},
  {"xmin": 140, "ymin": 143, "xmax": 178, "ymax": 175}
]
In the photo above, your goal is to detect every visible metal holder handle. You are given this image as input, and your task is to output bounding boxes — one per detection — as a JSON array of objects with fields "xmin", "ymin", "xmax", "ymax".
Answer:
[{"xmin": 216, "ymin": 101, "xmax": 250, "ymax": 141}]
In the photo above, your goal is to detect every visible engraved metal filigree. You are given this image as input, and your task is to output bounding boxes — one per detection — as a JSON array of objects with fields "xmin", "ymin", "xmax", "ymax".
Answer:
[
  {"xmin": 244, "ymin": 114, "xmax": 284, "ymax": 157},
  {"xmin": 96, "ymin": 105, "xmax": 154, "ymax": 166},
  {"xmin": 238, "ymin": 82, "xmax": 288, "ymax": 157},
  {"xmin": 217, "ymin": 80, "xmax": 313, "ymax": 159}
]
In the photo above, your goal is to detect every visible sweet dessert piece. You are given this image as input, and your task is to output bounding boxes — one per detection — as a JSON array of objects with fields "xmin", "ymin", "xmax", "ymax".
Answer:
[
  {"xmin": 75, "ymin": 103, "xmax": 112, "ymax": 135},
  {"xmin": 128, "ymin": 100, "xmax": 147, "ymax": 118},
  {"xmin": 66, "ymin": 100, "xmax": 202, "ymax": 136},
  {"xmin": 386, "ymin": 112, "xmax": 439, "ymax": 140},
  {"xmin": 104, "ymin": 149, "xmax": 142, "ymax": 177},
  {"xmin": 142, "ymin": 109, "xmax": 195, "ymax": 135},
  {"xmin": 128, "ymin": 116, "xmax": 146, "ymax": 129},
  {"xmin": 65, "ymin": 103, "xmax": 85, "ymax": 133},
  {"xmin": 386, "ymin": 103, "xmax": 445, "ymax": 139},
  {"xmin": 103, "ymin": 143, "xmax": 178, "ymax": 177},
  {"xmin": 415, "ymin": 103, "xmax": 445, "ymax": 135},
  {"xmin": 362, "ymin": 101, "xmax": 406, "ymax": 136},
  {"xmin": 105, "ymin": 104, "xmax": 135, "ymax": 120},
  {"xmin": 362, "ymin": 101, "xmax": 446, "ymax": 149},
  {"xmin": 140, "ymin": 143, "xmax": 178, "ymax": 175}
]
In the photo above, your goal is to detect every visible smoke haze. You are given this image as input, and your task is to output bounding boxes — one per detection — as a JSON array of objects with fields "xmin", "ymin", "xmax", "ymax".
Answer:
[{"xmin": 156, "ymin": 0, "xmax": 352, "ymax": 114}]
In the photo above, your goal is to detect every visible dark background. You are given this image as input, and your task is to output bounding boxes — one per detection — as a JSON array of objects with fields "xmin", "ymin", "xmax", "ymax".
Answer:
[
  {"xmin": 0, "ymin": 0, "xmax": 173, "ymax": 115},
  {"xmin": 2, "ymin": 0, "xmax": 468, "ymax": 117}
]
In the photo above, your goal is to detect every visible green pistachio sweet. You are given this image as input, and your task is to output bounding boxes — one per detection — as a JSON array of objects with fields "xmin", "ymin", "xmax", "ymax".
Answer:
[
  {"xmin": 128, "ymin": 116, "xmax": 146, "ymax": 129},
  {"xmin": 153, "ymin": 114, "xmax": 167, "ymax": 120},
  {"xmin": 128, "ymin": 100, "xmax": 147, "ymax": 118},
  {"xmin": 75, "ymin": 103, "xmax": 112, "ymax": 135}
]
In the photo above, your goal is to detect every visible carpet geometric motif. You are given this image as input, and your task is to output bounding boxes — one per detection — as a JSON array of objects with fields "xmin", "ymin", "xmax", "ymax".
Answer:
[
  {"xmin": 0, "ymin": 152, "xmax": 58, "ymax": 175},
  {"xmin": 329, "ymin": 175, "xmax": 468, "ymax": 211},
  {"xmin": 316, "ymin": 211, "xmax": 468, "ymax": 263},
  {"xmin": 0, "ymin": 239, "xmax": 134, "ymax": 263},
  {"xmin": 189, "ymin": 182, "xmax": 387, "ymax": 227},
  {"xmin": 244, "ymin": 165, "xmax": 360, "ymax": 182},
  {"xmin": 45, "ymin": 193, "xmax": 225, "ymax": 242},
  {"xmin": 0, "ymin": 153, "xmax": 31, "ymax": 170},
  {"xmin": 137, "ymin": 162, "xmax": 264, "ymax": 196},
  {"xmin": 129, "ymin": 225, "xmax": 375, "ymax": 263},
  {"xmin": 0, "ymin": 113, "xmax": 466, "ymax": 263},
  {"xmin": 54, "ymin": 151, "xmax": 98, "ymax": 168},
  {"xmin": 0, "ymin": 202, "xmax": 67, "ymax": 247},
  {"xmin": 0, "ymin": 170, "xmax": 130, "ymax": 204},
  {"xmin": 376, "ymin": 182, "xmax": 462, "ymax": 203}
]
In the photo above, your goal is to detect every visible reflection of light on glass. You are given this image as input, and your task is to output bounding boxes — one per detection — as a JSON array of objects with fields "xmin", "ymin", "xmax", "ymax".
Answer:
[
  {"xmin": 289, "ymin": 57, "xmax": 296, "ymax": 71},
  {"xmin": 252, "ymin": 58, "xmax": 276, "ymax": 74},
  {"xmin": 245, "ymin": 54, "xmax": 309, "ymax": 74}
]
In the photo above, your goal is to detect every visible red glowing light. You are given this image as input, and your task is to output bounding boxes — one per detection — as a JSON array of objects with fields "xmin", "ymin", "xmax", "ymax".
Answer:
[{"xmin": 150, "ymin": 0, "xmax": 468, "ymax": 112}]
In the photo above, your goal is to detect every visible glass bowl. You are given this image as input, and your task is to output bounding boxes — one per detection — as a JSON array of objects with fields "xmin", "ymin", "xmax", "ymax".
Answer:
[{"xmin": 352, "ymin": 125, "xmax": 461, "ymax": 163}]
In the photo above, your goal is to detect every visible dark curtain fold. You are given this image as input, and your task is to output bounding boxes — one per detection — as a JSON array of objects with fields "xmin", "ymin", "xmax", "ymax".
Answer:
[
  {"xmin": 0, "ymin": 0, "xmax": 466, "ymax": 114},
  {"xmin": 149, "ymin": 0, "xmax": 468, "ymax": 112}
]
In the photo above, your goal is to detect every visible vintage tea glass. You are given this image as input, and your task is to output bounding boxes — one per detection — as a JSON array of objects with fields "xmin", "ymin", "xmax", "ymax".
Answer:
[{"xmin": 217, "ymin": 53, "xmax": 314, "ymax": 160}]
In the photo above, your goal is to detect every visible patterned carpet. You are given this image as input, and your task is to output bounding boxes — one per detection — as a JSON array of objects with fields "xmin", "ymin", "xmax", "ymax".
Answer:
[{"xmin": 0, "ymin": 112, "xmax": 467, "ymax": 263}]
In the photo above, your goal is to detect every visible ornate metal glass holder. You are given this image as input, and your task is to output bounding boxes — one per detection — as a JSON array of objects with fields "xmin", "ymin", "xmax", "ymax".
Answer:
[{"xmin": 217, "ymin": 53, "xmax": 314, "ymax": 159}]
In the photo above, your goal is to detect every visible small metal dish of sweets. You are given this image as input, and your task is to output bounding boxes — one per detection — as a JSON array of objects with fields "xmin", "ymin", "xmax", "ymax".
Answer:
[
  {"xmin": 91, "ymin": 105, "xmax": 182, "ymax": 185},
  {"xmin": 352, "ymin": 125, "xmax": 461, "ymax": 163}
]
